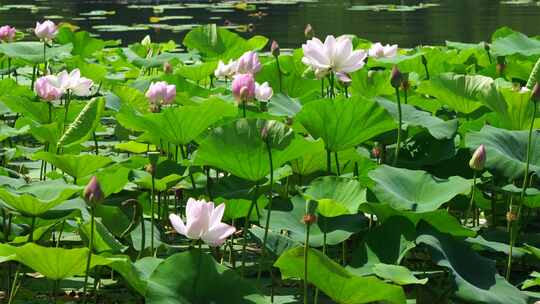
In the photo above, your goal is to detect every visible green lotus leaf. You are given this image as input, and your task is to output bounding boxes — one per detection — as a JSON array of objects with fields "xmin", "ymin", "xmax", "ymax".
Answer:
[
  {"xmin": 303, "ymin": 176, "xmax": 366, "ymax": 217},
  {"xmin": 0, "ymin": 42, "xmax": 72, "ymax": 64},
  {"xmin": 32, "ymin": 152, "xmax": 113, "ymax": 180}
]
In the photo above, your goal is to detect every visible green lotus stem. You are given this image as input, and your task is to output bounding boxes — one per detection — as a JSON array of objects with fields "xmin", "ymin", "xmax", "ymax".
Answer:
[
  {"xmin": 137, "ymin": 216, "xmax": 146, "ymax": 260},
  {"xmin": 464, "ymin": 172, "xmax": 477, "ymax": 226},
  {"xmin": 421, "ymin": 55, "xmax": 429, "ymax": 80},
  {"xmin": 93, "ymin": 132, "xmax": 99, "ymax": 155},
  {"xmin": 526, "ymin": 58, "xmax": 540, "ymax": 89},
  {"xmin": 303, "ymin": 217, "xmax": 311, "ymax": 304},
  {"xmin": 315, "ymin": 220, "xmax": 328, "ymax": 303},
  {"xmin": 28, "ymin": 216, "xmax": 36, "ymax": 243},
  {"xmin": 393, "ymin": 87, "xmax": 403, "ymax": 166},
  {"xmin": 257, "ymin": 140, "xmax": 274, "ymax": 284},
  {"xmin": 241, "ymin": 183, "xmax": 258, "ymax": 277},
  {"xmin": 7, "ymin": 58, "xmax": 11, "ymax": 79},
  {"xmin": 83, "ymin": 207, "xmax": 95, "ymax": 304},
  {"xmin": 329, "ymin": 72, "xmax": 335, "ymax": 98},
  {"xmin": 7, "ymin": 264, "xmax": 21, "ymax": 304},
  {"xmin": 242, "ymin": 100, "xmax": 246, "ymax": 118},
  {"xmin": 334, "ymin": 152, "xmax": 340, "ymax": 176},
  {"xmin": 205, "ymin": 167, "xmax": 213, "ymax": 201},
  {"xmin": 193, "ymin": 242, "xmax": 202, "ymax": 300},
  {"xmin": 276, "ymin": 57, "xmax": 283, "ymax": 93},
  {"xmin": 55, "ymin": 219, "xmax": 65, "ymax": 247},
  {"xmin": 63, "ymin": 91, "xmax": 71, "ymax": 132},
  {"xmin": 150, "ymin": 173, "xmax": 156, "ymax": 254},
  {"xmin": 326, "ymin": 148, "xmax": 332, "ymax": 174},
  {"xmin": 180, "ymin": 145, "xmax": 197, "ymax": 190},
  {"xmin": 506, "ymin": 101, "xmax": 537, "ymax": 281},
  {"xmin": 320, "ymin": 78, "xmax": 324, "ymax": 98},
  {"xmin": 31, "ymin": 65, "xmax": 37, "ymax": 88}
]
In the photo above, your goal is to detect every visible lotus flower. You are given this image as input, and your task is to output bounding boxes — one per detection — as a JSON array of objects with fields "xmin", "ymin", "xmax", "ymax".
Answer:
[
  {"xmin": 255, "ymin": 82, "xmax": 273, "ymax": 101},
  {"xmin": 83, "ymin": 176, "xmax": 104, "ymax": 206},
  {"xmin": 146, "ymin": 81, "xmax": 176, "ymax": 105},
  {"xmin": 302, "ymin": 35, "xmax": 367, "ymax": 78},
  {"xmin": 236, "ymin": 51, "xmax": 262, "ymax": 75},
  {"xmin": 34, "ymin": 76, "xmax": 63, "ymax": 101},
  {"xmin": 271, "ymin": 40, "xmax": 280, "ymax": 57},
  {"xmin": 214, "ymin": 59, "xmax": 238, "ymax": 79},
  {"xmin": 368, "ymin": 42, "xmax": 398, "ymax": 59},
  {"xmin": 57, "ymin": 69, "xmax": 94, "ymax": 96},
  {"xmin": 169, "ymin": 198, "xmax": 235, "ymax": 246},
  {"xmin": 0, "ymin": 25, "xmax": 16, "ymax": 42},
  {"xmin": 469, "ymin": 145, "xmax": 486, "ymax": 171},
  {"xmin": 232, "ymin": 73, "xmax": 256, "ymax": 102},
  {"xmin": 34, "ymin": 20, "xmax": 58, "ymax": 42}
]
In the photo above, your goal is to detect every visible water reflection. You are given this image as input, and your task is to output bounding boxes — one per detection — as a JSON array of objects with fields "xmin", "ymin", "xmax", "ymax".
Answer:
[{"xmin": 0, "ymin": 0, "xmax": 539, "ymax": 47}]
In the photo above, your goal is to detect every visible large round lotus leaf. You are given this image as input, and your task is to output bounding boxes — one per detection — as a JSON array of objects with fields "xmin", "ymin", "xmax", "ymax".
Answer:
[
  {"xmin": 296, "ymin": 96, "xmax": 395, "ymax": 152},
  {"xmin": 145, "ymin": 250, "xmax": 267, "ymax": 304},
  {"xmin": 264, "ymin": 196, "xmax": 368, "ymax": 247},
  {"xmin": 303, "ymin": 176, "xmax": 366, "ymax": 217},
  {"xmin": 0, "ymin": 243, "xmax": 113, "ymax": 281},
  {"xmin": 417, "ymin": 223, "xmax": 528, "ymax": 304},
  {"xmin": 195, "ymin": 118, "xmax": 320, "ymax": 181},
  {"xmin": 274, "ymin": 247, "xmax": 406, "ymax": 304},
  {"xmin": 0, "ymin": 179, "xmax": 80, "ymax": 216},
  {"xmin": 32, "ymin": 152, "xmax": 113, "ymax": 180},
  {"xmin": 466, "ymin": 125, "xmax": 540, "ymax": 180},
  {"xmin": 491, "ymin": 31, "xmax": 540, "ymax": 57},
  {"xmin": 0, "ymin": 42, "xmax": 73, "ymax": 64},
  {"xmin": 368, "ymin": 165, "xmax": 471, "ymax": 212},
  {"xmin": 416, "ymin": 72, "xmax": 495, "ymax": 114}
]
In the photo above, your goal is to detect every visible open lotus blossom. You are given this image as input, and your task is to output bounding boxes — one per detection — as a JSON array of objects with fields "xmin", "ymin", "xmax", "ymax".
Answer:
[
  {"xmin": 302, "ymin": 35, "xmax": 367, "ymax": 78},
  {"xmin": 232, "ymin": 73, "xmax": 256, "ymax": 102},
  {"xmin": 169, "ymin": 198, "xmax": 235, "ymax": 247},
  {"xmin": 0, "ymin": 25, "xmax": 16, "ymax": 42},
  {"xmin": 57, "ymin": 69, "xmax": 94, "ymax": 96},
  {"xmin": 236, "ymin": 51, "xmax": 262, "ymax": 75},
  {"xmin": 34, "ymin": 20, "xmax": 58, "ymax": 42},
  {"xmin": 146, "ymin": 81, "xmax": 176, "ymax": 105},
  {"xmin": 34, "ymin": 76, "xmax": 63, "ymax": 101},
  {"xmin": 255, "ymin": 82, "xmax": 273, "ymax": 101},
  {"xmin": 368, "ymin": 42, "xmax": 398, "ymax": 59},
  {"xmin": 214, "ymin": 59, "xmax": 238, "ymax": 79}
]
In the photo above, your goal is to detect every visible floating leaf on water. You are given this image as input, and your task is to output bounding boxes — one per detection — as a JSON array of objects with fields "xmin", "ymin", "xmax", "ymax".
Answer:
[{"xmin": 80, "ymin": 10, "xmax": 116, "ymax": 16}]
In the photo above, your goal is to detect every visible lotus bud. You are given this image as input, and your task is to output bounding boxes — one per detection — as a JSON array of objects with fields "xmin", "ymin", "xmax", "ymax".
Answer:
[
  {"xmin": 34, "ymin": 20, "xmax": 57, "ymax": 42},
  {"xmin": 483, "ymin": 42, "xmax": 490, "ymax": 52},
  {"xmin": 469, "ymin": 144, "xmax": 486, "ymax": 171},
  {"xmin": 83, "ymin": 176, "xmax": 104, "ymax": 206},
  {"xmin": 232, "ymin": 73, "xmax": 255, "ymax": 102},
  {"xmin": 401, "ymin": 72, "xmax": 410, "ymax": 91},
  {"xmin": 421, "ymin": 55, "xmax": 428, "ymax": 66},
  {"xmin": 304, "ymin": 24, "xmax": 314, "ymax": 39},
  {"xmin": 0, "ymin": 25, "xmax": 16, "ymax": 42},
  {"xmin": 286, "ymin": 117, "xmax": 294, "ymax": 126},
  {"xmin": 372, "ymin": 146, "xmax": 382, "ymax": 158},
  {"xmin": 532, "ymin": 83, "xmax": 540, "ymax": 103},
  {"xmin": 163, "ymin": 62, "xmax": 173, "ymax": 74},
  {"xmin": 390, "ymin": 65, "xmax": 403, "ymax": 89},
  {"xmin": 271, "ymin": 40, "xmax": 280, "ymax": 57},
  {"xmin": 302, "ymin": 213, "xmax": 317, "ymax": 225},
  {"xmin": 174, "ymin": 188, "xmax": 183, "ymax": 201},
  {"xmin": 141, "ymin": 35, "xmax": 152, "ymax": 47},
  {"xmin": 145, "ymin": 163, "xmax": 156, "ymax": 176},
  {"xmin": 255, "ymin": 82, "xmax": 273, "ymax": 102},
  {"xmin": 236, "ymin": 51, "xmax": 262, "ymax": 75},
  {"xmin": 34, "ymin": 76, "xmax": 63, "ymax": 101}
]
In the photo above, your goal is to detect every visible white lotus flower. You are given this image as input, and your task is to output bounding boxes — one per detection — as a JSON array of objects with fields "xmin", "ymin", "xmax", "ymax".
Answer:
[
  {"xmin": 255, "ymin": 82, "xmax": 273, "ymax": 101},
  {"xmin": 214, "ymin": 59, "xmax": 238, "ymax": 78},
  {"xmin": 169, "ymin": 198, "xmax": 236, "ymax": 247},
  {"xmin": 302, "ymin": 35, "xmax": 367, "ymax": 78},
  {"xmin": 368, "ymin": 42, "xmax": 398, "ymax": 59},
  {"xmin": 57, "ymin": 69, "xmax": 94, "ymax": 96}
]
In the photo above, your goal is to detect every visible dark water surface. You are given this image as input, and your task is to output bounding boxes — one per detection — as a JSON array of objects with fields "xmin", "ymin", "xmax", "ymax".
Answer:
[{"xmin": 1, "ymin": 0, "xmax": 540, "ymax": 48}]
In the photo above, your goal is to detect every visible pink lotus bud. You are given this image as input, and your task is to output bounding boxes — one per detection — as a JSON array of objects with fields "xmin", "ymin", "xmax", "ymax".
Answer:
[
  {"xmin": 255, "ymin": 82, "xmax": 273, "ymax": 102},
  {"xmin": 146, "ymin": 81, "xmax": 176, "ymax": 105},
  {"xmin": 0, "ymin": 25, "xmax": 16, "ymax": 42},
  {"xmin": 469, "ymin": 145, "xmax": 486, "ymax": 171},
  {"xmin": 232, "ymin": 73, "xmax": 255, "ymax": 102},
  {"xmin": 83, "ymin": 176, "xmax": 104, "ymax": 206},
  {"xmin": 163, "ymin": 62, "xmax": 173, "ymax": 74},
  {"xmin": 236, "ymin": 51, "xmax": 261, "ymax": 75},
  {"xmin": 271, "ymin": 40, "xmax": 280, "ymax": 57},
  {"xmin": 390, "ymin": 65, "xmax": 403, "ymax": 89},
  {"xmin": 34, "ymin": 20, "xmax": 58, "ymax": 42},
  {"xmin": 304, "ymin": 24, "xmax": 314, "ymax": 39},
  {"xmin": 532, "ymin": 83, "xmax": 540, "ymax": 103},
  {"xmin": 34, "ymin": 76, "xmax": 63, "ymax": 101}
]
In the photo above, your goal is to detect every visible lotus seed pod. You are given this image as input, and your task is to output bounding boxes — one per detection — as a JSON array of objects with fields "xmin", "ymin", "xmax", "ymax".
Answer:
[
  {"xmin": 83, "ymin": 176, "xmax": 104, "ymax": 206},
  {"xmin": 469, "ymin": 145, "xmax": 486, "ymax": 171}
]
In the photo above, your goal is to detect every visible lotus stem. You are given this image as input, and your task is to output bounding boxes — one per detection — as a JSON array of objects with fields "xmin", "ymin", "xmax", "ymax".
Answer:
[
  {"xmin": 193, "ymin": 242, "xmax": 202, "ymax": 300},
  {"xmin": 329, "ymin": 72, "xmax": 335, "ymax": 98},
  {"xmin": 150, "ymin": 173, "xmax": 156, "ymax": 253},
  {"xmin": 28, "ymin": 216, "xmax": 36, "ymax": 243},
  {"xmin": 526, "ymin": 58, "xmax": 540, "ymax": 89},
  {"xmin": 464, "ymin": 172, "xmax": 477, "ymax": 226},
  {"xmin": 393, "ymin": 87, "xmax": 403, "ymax": 166},
  {"xmin": 55, "ymin": 219, "xmax": 65, "ymax": 247},
  {"xmin": 241, "ymin": 184, "xmax": 258, "ymax": 277},
  {"xmin": 257, "ymin": 140, "xmax": 274, "ymax": 284},
  {"xmin": 63, "ymin": 91, "xmax": 71, "ymax": 132},
  {"xmin": 334, "ymin": 152, "xmax": 340, "ymax": 176},
  {"xmin": 276, "ymin": 57, "xmax": 282, "ymax": 93},
  {"xmin": 93, "ymin": 132, "xmax": 99, "ymax": 155},
  {"xmin": 326, "ymin": 148, "xmax": 332, "ymax": 174},
  {"xmin": 421, "ymin": 55, "xmax": 429, "ymax": 80},
  {"xmin": 242, "ymin": 100, "xmax": 246, "ymax": 118},
  {"xmin": 506, "ymin": 101, "xmax": 537, "ymax": 281},
  {"xmin": 303, "ymin": 217, "xmax": 311, "ymax": 304},
  {"xmin": 320, "ymin": 78, "xmax": 324, "ymax": 98},
  {"xmin": 83, "ymin": 207, "xmax": 95, "ymax": 304},
  {"xmin": 180, "ymin": 145, "xmax": 197, "ymax": 190},
  {"xmin": 7, "ymin": 264, "xmax": 21, "ymax": 304},
  {"xmin": 42, "ymin": 42, "xmax": 46, "ymax": 74}
]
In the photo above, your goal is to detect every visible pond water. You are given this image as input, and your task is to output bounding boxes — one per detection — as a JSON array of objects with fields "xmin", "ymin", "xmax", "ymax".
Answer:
[{"xmin": 1, "ymin": 0, "xmax": 539, "ymax": 48}]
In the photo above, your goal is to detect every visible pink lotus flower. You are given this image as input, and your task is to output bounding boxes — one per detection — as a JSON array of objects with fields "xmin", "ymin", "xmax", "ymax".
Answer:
[
  {"xmin": 34, "ymin": 76, "xmax": 63, "ymax": 101},
  {"xmin": 214, "ymin": 59, "xmax": 238, "ymax": 79},
  {"xmin": 34, "ymin": 20, "xmax": 58, "ymax": 42},
  {"xmin": 469, "ymin": 144, "xmax": 486, "ymax": 171},
  {"xmin": 255, "ymin": 82, "xmax": 273, "ymax": 101},
  {"xmin": 57, "ymin": 69, "xmax": 94, "ymax": 96},
  {"xmin": 83, "ymin": 176, "xmax": 104, "ymax": 206},
  {"xmin": 368, "ymin": 42, "xmax": 398, "ymax": 59},
  {"xmin": 232, "ymin": 73, "xmax": 256, "ymax": 102},
  {"xmin": 146, "ymin": 81, "xmax": 176, "ymax": 105},
  {"xmin": 169, "ymin": 198, "xmax": 235, "ymax": 246},
  {"xmin": 0, "ymin": 25, "xmax": 16, "ymax": 42},
  {"xmin": 236, "ymin": 51, "xmax": 262, "ymax": 75},
  {"xmin": 302, "ymin": 35, "xmax": 367, "ymax": 78}
]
